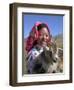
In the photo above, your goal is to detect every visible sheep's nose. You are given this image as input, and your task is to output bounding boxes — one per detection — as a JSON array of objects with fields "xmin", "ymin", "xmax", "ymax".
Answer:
[
  {"xmin": 52, "ymin": 70, "xmax": 56, "ymax": 73},
  {"xmin": 40, "ymin": 68, "xmax": 46, "ymax": 73}
]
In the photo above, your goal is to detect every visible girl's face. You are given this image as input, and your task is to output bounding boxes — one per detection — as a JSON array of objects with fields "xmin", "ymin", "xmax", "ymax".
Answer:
[{"xmin": 37, "ymin": 27, "xmax": 50, "ymax": 47}]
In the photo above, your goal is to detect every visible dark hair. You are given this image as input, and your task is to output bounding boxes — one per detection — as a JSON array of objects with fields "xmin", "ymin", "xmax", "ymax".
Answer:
[{"xmin": 37, "ymin": 23, "xmax": 49, "ymax": 32}]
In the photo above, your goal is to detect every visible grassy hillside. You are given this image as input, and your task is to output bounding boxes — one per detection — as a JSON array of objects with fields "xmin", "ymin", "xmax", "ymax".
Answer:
[{"xmin": 53, "ymin": 33, "xmax": 63, "ymax": 49}]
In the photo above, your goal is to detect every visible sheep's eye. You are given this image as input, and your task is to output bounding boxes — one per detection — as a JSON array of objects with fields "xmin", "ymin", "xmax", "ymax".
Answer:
[{"xmin": 49, "ymin": 51, "xmax": 52, "ymax": 57}]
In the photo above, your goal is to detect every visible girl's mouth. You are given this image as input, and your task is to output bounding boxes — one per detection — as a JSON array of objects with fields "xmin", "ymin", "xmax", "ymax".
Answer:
[{"xmin": 41, "ymin": 41, "xmax": 47, "ymax": 46}]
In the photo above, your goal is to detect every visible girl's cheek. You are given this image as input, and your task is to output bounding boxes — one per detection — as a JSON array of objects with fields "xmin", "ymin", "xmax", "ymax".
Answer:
[{"xmin": 38, "ymin": 36, "xmax": 42, "ymax": 40}]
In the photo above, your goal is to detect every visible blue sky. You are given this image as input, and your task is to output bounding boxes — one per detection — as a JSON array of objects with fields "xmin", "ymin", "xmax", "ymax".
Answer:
[{"xmin": 23, "ymin": 14, "xmax": 63, "ymax": 38}]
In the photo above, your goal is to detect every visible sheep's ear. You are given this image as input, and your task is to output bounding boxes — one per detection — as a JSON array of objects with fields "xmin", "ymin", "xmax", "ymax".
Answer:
[
  {"xmin": 48, "ymin": 50, "xmax": 52, "ymax": 57},
  {"xmin": 57, "ymin": 48, "xmax": 63, "ymax": 59},
  {"xmin": 51, "ymin": 42, "xmax": 57, "ymax": 54}
]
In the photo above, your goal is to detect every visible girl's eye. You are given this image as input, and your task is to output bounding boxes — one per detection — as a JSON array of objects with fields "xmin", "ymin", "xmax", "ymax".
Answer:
[
  {"xmin": 46, "ymin": 35, "xmax": 48, "ymax": 37},
  {"xmin": 45, "ymin": 34, "xmax": 49, "ymax": 37}
]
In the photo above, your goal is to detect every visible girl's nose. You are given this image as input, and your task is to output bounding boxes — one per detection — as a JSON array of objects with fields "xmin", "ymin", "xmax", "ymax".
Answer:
[{"xmin": 43, "ymin": 35, "xmax": 47, "ymax": 40}]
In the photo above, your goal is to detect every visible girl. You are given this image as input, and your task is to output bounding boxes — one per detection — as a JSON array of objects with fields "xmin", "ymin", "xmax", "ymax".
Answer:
[{"xmin": 26, "ymin": 22, "xmax": 57, "ymax": 74}]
